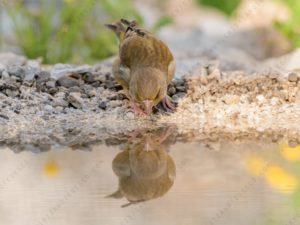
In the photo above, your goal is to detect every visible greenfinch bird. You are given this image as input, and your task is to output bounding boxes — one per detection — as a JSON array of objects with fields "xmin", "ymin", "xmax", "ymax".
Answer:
[{"xmin": 105, "ymin": 19, "xmax": 176, "ymax": 116}]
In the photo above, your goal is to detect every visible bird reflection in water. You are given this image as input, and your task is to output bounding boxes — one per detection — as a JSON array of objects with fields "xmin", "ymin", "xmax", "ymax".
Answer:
[{"xmin": 108, "ymin": 126, "xmax": 176, "ymax": 207}]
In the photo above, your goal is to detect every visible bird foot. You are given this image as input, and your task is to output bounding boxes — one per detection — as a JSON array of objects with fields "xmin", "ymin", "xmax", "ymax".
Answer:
[
  {"xmin": 162, "ymin": 96, "xmax": 176, "ymax": 112},
  {"xmin": 129, "ymin": 100, "xmax": 146, "ymax": 116}
]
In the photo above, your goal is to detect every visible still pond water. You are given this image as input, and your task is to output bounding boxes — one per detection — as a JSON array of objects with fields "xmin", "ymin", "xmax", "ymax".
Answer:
[{"xmin": 0, "ymin": 130, "xmax": 300, "ymax": 225}]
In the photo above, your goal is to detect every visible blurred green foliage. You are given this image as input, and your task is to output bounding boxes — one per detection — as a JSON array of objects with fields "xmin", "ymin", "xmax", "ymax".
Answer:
[
  {"xmin": 5, "ymin": 0, "xmax": 173, "ymax": 64},
  {"xmin": 7, "ymin": 0, "xmax": 300, "ymax": 64},
  {"xmin": 196, "ymin": 0, "xmax": 300, "ymax": 49},
  {"xmin": 6, "ymin": 0, "xmax": 142, "ymax": 64},
  {"xmin": 275, "ymin": 0, "xmax": 300, "ymax": 48},
  {"xmin": 151, "ymin": 16, "xmax": 174, "ymax": 33},
  {"xmin": 197, "ymin": 0, "xmax": 242, "ymax": 16}
]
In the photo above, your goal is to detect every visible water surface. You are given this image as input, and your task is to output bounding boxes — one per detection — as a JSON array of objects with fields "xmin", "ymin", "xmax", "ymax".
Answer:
[{"xmin": 0, "ymin": 129, "xmax": 299, "ymax": 225}]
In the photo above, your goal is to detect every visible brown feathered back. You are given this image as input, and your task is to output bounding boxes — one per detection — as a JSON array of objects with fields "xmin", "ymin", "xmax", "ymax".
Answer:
[{"xmin": 120, "ymin": 34, "xmax": 174, "ymax": 73}]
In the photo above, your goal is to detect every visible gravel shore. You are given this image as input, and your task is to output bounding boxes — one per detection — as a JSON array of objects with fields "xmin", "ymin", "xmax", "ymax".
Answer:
[{"xmin": 1, "ymin": 51, "xmax": 300, "ymax": 150}]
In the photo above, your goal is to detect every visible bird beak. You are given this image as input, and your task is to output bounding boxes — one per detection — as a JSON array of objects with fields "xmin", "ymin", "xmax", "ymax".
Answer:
[
  {"xmin": 145, "ymin": 141, "xmax": 150, "ymax": 151},
  {"xmin": 143, "ymin": 100, "xmax": 153, "ymax": 116},
  {"xmin": 144, "ymin": 136, "xmax": 152, "ymax": 151}
]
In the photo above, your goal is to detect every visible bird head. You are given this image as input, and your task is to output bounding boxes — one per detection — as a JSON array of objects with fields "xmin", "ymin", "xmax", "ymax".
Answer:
[
  {"xmin": 104, "ymin": 21, "xmax": 126, "ymax": 48},
  {"xmin": 130, "ymin": 67, "xmax": 167, "ymax": 115},
  {"xmin": 105, "ymin": 19, "xmax": 139, "ymax": 48}
]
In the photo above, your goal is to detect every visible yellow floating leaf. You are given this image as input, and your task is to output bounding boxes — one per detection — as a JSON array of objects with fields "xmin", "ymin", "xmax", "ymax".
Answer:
[
  {"xmin": 280, "ymin": 143, "xmax": 300, "ymax": 162},
  {"xmin": 265, "ymin": 165, "xmax": 298, "ymax": 194},
  {"xmin": 246, "ymin": 154, "xmax": 267, "ymax": 176},
  {"xmin": 44, "ymin": 161, "xmax": 60, "ymax": 178}
]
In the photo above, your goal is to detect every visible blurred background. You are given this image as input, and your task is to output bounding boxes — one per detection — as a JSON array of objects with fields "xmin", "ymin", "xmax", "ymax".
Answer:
[{"xmin": 0, "ymin": 0, "xmax": 298, "ymax": 64}]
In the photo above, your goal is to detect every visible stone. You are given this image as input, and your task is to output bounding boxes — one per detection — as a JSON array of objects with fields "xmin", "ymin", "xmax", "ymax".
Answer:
[
  {"xmin": 55, "ymin": 106, "xmax": 64, "ymax": 112},
  {"xmin": 117, "ymin": 93, "xmax": 127, "ymax": 100},
  {"xmin": 44, "ymin": 105, "xmax": 53, "ymax": 112},
  {"xmin": 105, "ymin": 80, "xmax": 116, "ymax": 89},
  {"xmin": 200, "ymin": 76, "xmax": 208, "ymax": 85},
  {"xmin": 24, "ymin": 66, "xmax": 40, "ymax": 81},
  {"xmin": 224, "ymin": 95, "xmax": 240, "ymax": 105},
  {"xmin": 7, "ymin": 65, "xmax": 25, "ymax": 80},
  {"xmin": 172, "ymin": 92, "xmax": 186, "ymax": 103},
  {"xmin": 57, "ymin": 76, "xmax": 80, "ymax": 88},
  {"xmin": 48, "ymin": 87, "xmax": 58, "ymax": 95},
  {"xmin": 67, "ymin": 92, "xmax": 83, "ymax": 109},
  {"xmin": 208, "ymin": 67, "xmax": 221, "ymax": 80},
  {"xmin": 53, "ymin": 98, "xmax": 68, "ymax": 107},
  {"xmin": 45, "ymin": 80, "xmax": 56, "ymax": 88},
  {"xmin": 5, "ymin": 89, "xmax": 18, "ymax": 97},
  {"xmin": 87, "ymin": 89, "xmax": 97, "ymax": 97},
  {"xmin": 125, "ymin": 111, "xmax": 135, "ymax": 119},
  {"xmin": 109, "ymin": 100, "xmax": 122, "ymax": 108},
  {"xmin": 69, "ymin": 86, "xmax": 83, "ymax": 93},
  {"xmin": 0, "ymin": 114, "xmax": 9, "ymax": 120},
  {"xmin": 173, "ymin": 79, "xmax": 185, "ymax": 87},
  {"xmin": 99, "ymin": 101, "xmax": 107, "ymax": 110},
  {"xmin": 288, "ymin": 72, "xmax": 298, "ymax": 82},
  {"xmin": 176, "ymin": 86, "xmax": 187, "ymax": 92},
  {"xmin": 92, "ymin": 81, "xmax": 101, "ymax": 88},
  {"xmin": 168, "ymin": 86, "xmax": 176, "ymax": 96},
  {"xmin": 1, "ymin": 70, "xmax": 9, "ymax": 79},
  {"xmin": 35, "ymin": 70, "xmax": 51, "ymax": 82},
  {"xmin": 82, "ymin": 72, "xmax": 96, "ymax": 83},
  {"xmin": 0, "ymin": 53, "xmax": 26, "ymax": 67},
  {"xmin": 51, "ymin": 64, "xmax": 91, "ymax": 79}
]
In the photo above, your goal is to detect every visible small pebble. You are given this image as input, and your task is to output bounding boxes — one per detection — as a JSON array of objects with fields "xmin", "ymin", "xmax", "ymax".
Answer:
[
  {"xmin": 200, "ymin": 76, "xmax": 208, "ymax": 85},
  {"xmin": 116, "ymin": 93, "xmax": 126, "ymax": 100},
  {"xmin": 67, "ymin": 92, "xmax": 83, "ymax": 109},
  {"xmin": 7, "ymin": 65, "xmax": 25, "ymax": 80},
  {"xmin": 48, "ymin": 87, "xmax": 58, "ymax": 95},
  {"xmin": 35, "ymin": 70, "xmax": 51, "ymax": 82},
  {"xmin": 176, "ymin": 86, "xmax": 187, "ymax": 92},
  {"xmin": 99, "ymin": 101, "xmax": 107, "ymax": 110},
  {"xmin": 125, "ymin": 112, "xmax": 135, "ymax": 119},
  {"xmin": 69, "ymin": 86, "xmax": 83, "ymax": 93},
  {"xmin": 168, "ymin": 86, "xmax": 176, "ymax": 96},
  {"xmin": 0, "ymin": 114, "xmax": 9, "ymax": 120},
  {"xmin": 82, "ymin": 72, "xmax": 96, "ymax": 83},
  {"xmin": 108, "ymin": 95, "xmax": 117, "ymax": 101},
  {"xmin": 1, "ymin": 70, "xmax": 9, "ymax": 79},
  {"xmin": 288, "ymin": 72, "xmax": 298, "ymax": 82},
  {"xmin": 87, "ymin": 89, "xmax": 97, "ymax": 97},
  {"xmin": 44, "ymin": 105, "xmax": 53, "ymax": 112},
  {"xmin": 57, "ymin": 76, "xmax": 80, "ymax": 88},
  {"xmin": 45, "ymin": 80, "xmax": 56, "ymax": 88},
  {"xmin": 92, "ymin": 81, "xmax": 101, "ymax": 88},
  {"xmin": 173, "ymin": 79, "xmax": 185, "ymax": 86}
]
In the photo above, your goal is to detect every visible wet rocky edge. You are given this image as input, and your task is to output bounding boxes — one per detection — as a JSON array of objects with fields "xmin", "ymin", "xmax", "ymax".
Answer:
[{"xmin": 1, "ymin": 126, "xmax": 298, "ymax": 154}]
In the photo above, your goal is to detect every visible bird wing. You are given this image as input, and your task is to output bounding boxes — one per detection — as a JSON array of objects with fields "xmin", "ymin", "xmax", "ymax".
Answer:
[
  {"xmin": 167, "ymin": 60, "xmax": 176, "ymax": 84},
  {"xmin": 112, "ymin": 57, "xmax": 131, "ymax": 91}
]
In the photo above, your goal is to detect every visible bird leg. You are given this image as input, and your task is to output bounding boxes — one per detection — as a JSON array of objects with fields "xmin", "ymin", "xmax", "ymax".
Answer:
[
  {"xmin": 129, "ymin": 98, "xmax": 146, "ymax": 116},
  {"xmin": 162, "ymin": 95, "xmax": 176, "ymax": 112},
  {"xmin": 120, "ymin": 92, "xmax": 145, "ymax": 116}
]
